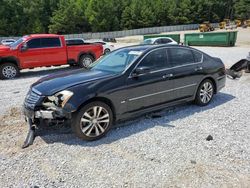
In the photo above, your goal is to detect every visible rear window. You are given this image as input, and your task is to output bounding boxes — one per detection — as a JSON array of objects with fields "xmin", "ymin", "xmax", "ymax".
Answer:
[
  {"xmin": 40, "ymin": 38, "xmax": 61, "ymax": 48},
  {"xmin": 192, "ymin": 50, "xmax": 203, "ymax": 62},
  {"xmin": 66, "ymin": 39, "xmax": 84, "ymax": 45},
  {"xmin": 167, "ymin": 48, "xmax": 195, "ymax": 66}
]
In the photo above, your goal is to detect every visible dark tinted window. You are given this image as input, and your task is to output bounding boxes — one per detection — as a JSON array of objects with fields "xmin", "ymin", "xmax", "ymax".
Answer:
[
  {"xmin": 154, "ymin": 39, "xmax": 161, "ymax": 44},
  {"xmin": 66, "ymin": 39, "xmax": 84, "ymax": 45},
  {"xmin": 40, "ymin": 38, "xmax": 61, "ymax": 48},
  {"xmin": 192, "ymin": 50, "xmax": 203, "ymax": 62},
  {"xmin": 161, "ymin": 38, "xmax": 172, "ymax": 43},
  {"xmin": 138, "ymin": 49, "xmax": 168, "ymax": 70},
  {"xmin": 167, "ymin": 48, "xmax": 195, "ymax": 66},
  {"xmin": 27, "ymin": 39, "xmax": 41, "ymax": 49}
]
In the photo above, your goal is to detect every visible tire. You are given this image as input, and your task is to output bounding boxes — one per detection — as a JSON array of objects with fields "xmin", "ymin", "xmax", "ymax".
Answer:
[
  {"xmin": 104, "ymin": 48, "xmax": 111, "ymax": 55},
  {"xmin": 79, "ymin": 55, "xmax": 94, "ymax": 68},
  {"xmin": 195, "ymin": 79, "xmax": 215, "ymax": 106},
  {"xmin": 0, "ymin": 63, "xmax": 20, "ymax": 79},
  {"xmin": 71, "ymin": 101, "xmax": 113, "ymax": 141}
]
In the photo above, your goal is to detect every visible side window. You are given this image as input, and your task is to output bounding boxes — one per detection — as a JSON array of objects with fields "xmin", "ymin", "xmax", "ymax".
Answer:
[
  {"xmin": 138, "ymin": 49, "xmax": 168, "ymax": 70},
  {"xmin": 154, "ymin": 39, "xmax": 161, "ymax": 44},
  {"xmin": 27, "ymin": 38, "xmax": 41, "ymax": 49},
  {"xmin": 40, "ymin": 38, "xmax": 61, "ymax": 48},
  {"xmin": 162, "ymin": 38, "xmax": 172, "ymax": 43},
  {"xmin": 167, "ymin": 48, "xmax": 195, "ymax": 66},
  {"xmin": 192, "ymin": 50, "xmax": 203, "ymax": 62}
]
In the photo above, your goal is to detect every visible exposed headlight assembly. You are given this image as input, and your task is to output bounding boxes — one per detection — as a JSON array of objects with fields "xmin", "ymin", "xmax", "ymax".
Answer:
[{"xmin": 47, "ymin": 90, "xmax": 74, "ymax": 108}]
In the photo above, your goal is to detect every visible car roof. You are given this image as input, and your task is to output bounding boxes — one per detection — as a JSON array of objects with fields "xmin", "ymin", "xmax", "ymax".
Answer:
[
  {"xmin": 145, "ymin": 37, "xmax": 173, "ymax": 42},
  {"xmin": 28, "ymin": 34, "xmax": 60, "ymax": 38},
  {"xmin": 120, "ymin": 44, "xmax": 190, "ymax": 52}
]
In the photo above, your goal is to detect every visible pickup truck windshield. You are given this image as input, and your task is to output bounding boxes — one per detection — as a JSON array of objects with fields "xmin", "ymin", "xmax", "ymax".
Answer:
[
  {"xmin": 9, "ymin": 38, "xmax": 24, "ymax": 48},
  {"xmin": 91, "ymin": 49, "xmax": 143, "ymax": 73}
]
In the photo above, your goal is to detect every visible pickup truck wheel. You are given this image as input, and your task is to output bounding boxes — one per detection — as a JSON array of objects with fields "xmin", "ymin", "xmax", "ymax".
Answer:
[
  {"xmin": 0, "ymin": 63, "xmax": 20, "ymax": 79},
  {"xmin": 72, "ymin": 101, "xmax": 113, "ymax": 141},
  {"xmin": 79, "ymin": 55, "xmax": 94, "ymax": 68}
]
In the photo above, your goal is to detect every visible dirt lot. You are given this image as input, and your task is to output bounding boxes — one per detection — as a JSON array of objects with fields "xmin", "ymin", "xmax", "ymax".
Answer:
[{"xmin": 0, "ymin": 28, "xmax": 250, "ymax": 187}]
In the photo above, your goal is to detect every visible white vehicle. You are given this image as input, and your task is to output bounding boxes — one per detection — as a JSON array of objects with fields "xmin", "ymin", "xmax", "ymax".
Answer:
[
  {"xmin": 141, "ymin": 37, "xmax": 178, "ymax": 45},
  {"xmin": 1, "ymin": 39, "xmax": 16, "ymax": 46},
  {"xmin": 92, "ymin": 41, "xmax": 115, "ymax": 54}
]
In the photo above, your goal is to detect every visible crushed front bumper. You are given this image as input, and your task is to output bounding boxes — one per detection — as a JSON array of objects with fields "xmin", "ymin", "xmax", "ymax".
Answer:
[{"xmin": 22, "ymin": 106, "xmax": 72, "ymax": 148}]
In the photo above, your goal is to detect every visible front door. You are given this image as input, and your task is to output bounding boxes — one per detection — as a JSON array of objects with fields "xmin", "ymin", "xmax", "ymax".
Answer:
[{"xmin": 125, "ymin": 48, "xmax": 176, "ymax": 113}]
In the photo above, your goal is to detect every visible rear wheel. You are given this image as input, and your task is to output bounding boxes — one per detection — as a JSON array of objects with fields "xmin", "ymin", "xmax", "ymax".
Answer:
[
  {"xmin": 104, "ymin": 48, "xmax": 111, "ymax": 55},
  {"xmin": 0, "ymin": 63, "xmax": 20, "ymax": 79},
  {"xmin": 79, "ymin": 55, "xmax": 94, "ymax": 68},
  {"xmin": 195, "ymin": 79, "xmax": 215, "ymax": 106},
  {"xmin": 71, "ymin": 101, "xmax": 113, "ymax": 141}
]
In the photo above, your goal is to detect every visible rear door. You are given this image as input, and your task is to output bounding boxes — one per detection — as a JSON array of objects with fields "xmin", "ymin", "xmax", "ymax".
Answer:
[
  {"xmin": 167, "ymin": 47, "xmax": 204, "ymax": 100},
  {"xmin": 40, "ymin": 37, "xmax": 67, "ymax": 66},
  {"xmin": 125, "ymin": 48, "xmax": 176, "ymax": 113}
]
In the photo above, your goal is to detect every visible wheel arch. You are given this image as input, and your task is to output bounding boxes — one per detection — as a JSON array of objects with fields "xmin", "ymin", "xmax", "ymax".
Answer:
[
  {"xmin": 75, "ymin": 96, "xmax": 116, "ymax": 121},
  {"xmin": 78, "ymin": 51, "xmax": 96, "ymax": 63},
  {"xmin": 0, "ymin": 56, "xmax": 20, "ymax": 69},
  {"xmin": 198, "ymin": 76, "xmax": 217, "ymax": 94}
]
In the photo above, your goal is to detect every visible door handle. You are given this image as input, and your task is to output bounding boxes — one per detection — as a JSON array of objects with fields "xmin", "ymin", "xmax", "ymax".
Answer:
[
  {"xmin": 195, "ymin": 67, "xmax": 203, "ymax": 71},
  {"xmin": 163, "ymin": 74, "xmax": 173, "ymax": 79}
]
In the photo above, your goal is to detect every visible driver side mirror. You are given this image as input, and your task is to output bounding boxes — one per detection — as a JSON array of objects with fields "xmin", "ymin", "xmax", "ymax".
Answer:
[
  {"xmin": 132, "ymin": 66, "xmax": 151, "ymax": 77},
  {"xmin": 20, "ymin": 43, "xmax": 28, "ymax": 52}
]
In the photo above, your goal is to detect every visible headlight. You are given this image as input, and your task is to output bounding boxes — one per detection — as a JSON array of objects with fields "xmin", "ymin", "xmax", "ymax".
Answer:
[{"xmin": 47, "ymin": 90, "xmax": 74, "ymax": 108}]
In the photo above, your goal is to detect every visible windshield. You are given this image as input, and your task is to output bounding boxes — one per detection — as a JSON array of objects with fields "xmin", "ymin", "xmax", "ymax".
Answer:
[
  {"xmin": 141, "ymin": 39, "xmax": 153, "ymax": 45},
  {"xmin": 90, "ymin": 48, "xmax": 143, "ymax": 73},
  {"xmin": 9, "ymin": 38, "xmax": 24, "ymax": 48}
]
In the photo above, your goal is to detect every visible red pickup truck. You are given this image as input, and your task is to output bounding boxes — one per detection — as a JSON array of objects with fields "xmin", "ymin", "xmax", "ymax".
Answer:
[{"xmin": 0, "ymin": 34, "xmax": 103, "ymax": 79}]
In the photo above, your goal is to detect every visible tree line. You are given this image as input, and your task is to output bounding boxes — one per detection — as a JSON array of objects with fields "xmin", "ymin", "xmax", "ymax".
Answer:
[{"xmin": 0, "ymin": 0, "xmax": 249, "ymax": 36}]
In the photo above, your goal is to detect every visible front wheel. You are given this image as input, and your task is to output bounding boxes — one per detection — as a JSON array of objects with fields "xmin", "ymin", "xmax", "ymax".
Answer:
[
  {"xmin": 195, "ymin": 79, "xmax": 215, "ymax": 106},
  {"xmin": 71, "ymin": 102, "xmax": 113, "ymax": 141},
  {"xmin": 0, "ymin": 63, "xmax": 20, "ymax": 79},
  {"xmin": 79, "ymin": 55, "xmax": 94, "ymax": 68}
]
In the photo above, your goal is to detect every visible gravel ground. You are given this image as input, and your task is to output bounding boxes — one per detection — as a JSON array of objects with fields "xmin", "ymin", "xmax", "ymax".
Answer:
[{"xmin": 0, "ymin": 28, "xmax": 250, "ymax": 187}]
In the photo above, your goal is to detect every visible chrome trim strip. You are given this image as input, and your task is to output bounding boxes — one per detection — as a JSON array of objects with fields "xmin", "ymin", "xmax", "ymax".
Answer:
[
  {"xmin": 127, "ymin": 46, "xmax": 203, "ymax": 78},
  {"xmin": 128, "ymin": 83, "xmax": 197, "ymax": 101},
  {"xmin": 149, "ymin": 62, "xmax": 202, "ymax": 74},
  {"xmin": 32, "ymin": 88, "xmax": 42, "ymax": 95}
]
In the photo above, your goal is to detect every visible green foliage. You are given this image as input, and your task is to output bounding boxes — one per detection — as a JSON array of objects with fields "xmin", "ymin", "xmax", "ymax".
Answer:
[
  {"xmin": 0, "ymin": 0, "xmax": 249, "ymax": 36},
  {"xmin": 235, "ymin": 0, "xmax": 250, "ymax": 19}
]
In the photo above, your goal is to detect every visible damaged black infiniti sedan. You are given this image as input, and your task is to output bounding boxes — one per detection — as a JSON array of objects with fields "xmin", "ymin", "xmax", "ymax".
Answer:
[{"xmin": 23, "ymin": 45, "xmax": 226, "ymax": 147}]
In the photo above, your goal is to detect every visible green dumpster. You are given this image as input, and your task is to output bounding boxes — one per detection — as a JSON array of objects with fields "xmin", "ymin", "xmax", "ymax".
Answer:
[
  {"xmin": 184, "ymin": 31, "xmax": 238, "ymax": 47},
  {"xmin": 144, "ymin": 34, "xmax": 180, "ymax": 43}
]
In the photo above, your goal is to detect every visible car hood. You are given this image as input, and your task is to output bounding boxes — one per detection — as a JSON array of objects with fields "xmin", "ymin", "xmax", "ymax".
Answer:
[
  {"xmin": 0, "ymin": 45, "xmax": 11, "ymax": 53},
  {"xmin": 32, "ymin": 69, "xmax": 113, "ymax": 96}
]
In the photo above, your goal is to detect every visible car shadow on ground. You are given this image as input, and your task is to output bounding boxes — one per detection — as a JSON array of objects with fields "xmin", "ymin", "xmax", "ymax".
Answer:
[{"xmin": 37, "ymin": 92, "xmax": 235, "ymax": 147}]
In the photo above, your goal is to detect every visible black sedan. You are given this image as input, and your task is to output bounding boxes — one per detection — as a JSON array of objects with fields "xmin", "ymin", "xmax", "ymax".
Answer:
[{"xmin": 23, "ymin": 45, "xmax": 226, "ymax": 145}]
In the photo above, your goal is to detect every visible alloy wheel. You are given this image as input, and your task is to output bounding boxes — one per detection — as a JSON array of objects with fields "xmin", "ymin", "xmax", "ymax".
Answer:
[
  {"xmin": 2, "ymin": 65, "xmax": 17, "ymax": 79},
  {"xmin": 81, "ymin": 57, "xmax": 93, "ymax": 68},
  {"xmin": 80, "ymin": 106, "xmax": 110, "ymax": 137},
  {"xmin": 200, "ymin": 82, "xmax": 214, "ymax": 104}
]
